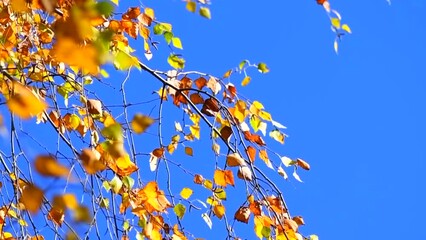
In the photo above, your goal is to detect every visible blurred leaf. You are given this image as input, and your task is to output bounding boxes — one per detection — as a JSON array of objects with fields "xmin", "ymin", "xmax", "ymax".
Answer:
[
  {"xmin": 34, "ymin": 155, "xmax": 69, "ymax": 177},
  {"xmin": 7, "ymin": 82, "xmax": 47, "ymax": 119},
  {"xmin": 186, "ymin": 1, "xmax": 196, "ymax": 12},
  {"xmin": 199, "ymin": 7, "xmax": 211, "ymax": 19},
  {"xmin": 131, "ymin": 114, "xmax": 154, "ymax": 134},
  {"xmin": 241, "ymin": 76, "xmax": 251, "ymax": 86},
  {"xmin": 342, "ymin": 24, "xmax": 352, "ymax": 33},
  {"xmin": 21, "ymin": 184, "xmax": 43, "ymax": 214}
]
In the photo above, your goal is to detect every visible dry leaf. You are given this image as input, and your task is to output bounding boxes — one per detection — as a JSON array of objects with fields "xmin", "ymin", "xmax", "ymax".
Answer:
[
  {"xmin": 34, "ymin": 155, "xmax": 69, "ymax": 177},
  {"xmin": 234, "ymin": 206, "xmax": 250, "ymax": 223}
]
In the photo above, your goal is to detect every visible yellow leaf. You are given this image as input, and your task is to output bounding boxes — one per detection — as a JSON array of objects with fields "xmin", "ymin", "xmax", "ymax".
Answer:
[
  {"xmin": 21, "ymin": 184, "xmax": 44, "ymax": 214},
  {"xmin": 259, "ymin": 150, "xmax": 273, "ymax": 169},
  {"xmin": 189, "ymin": 125, "xmax": 200, "ymax": 139},
  {"xmin": 138, "ymin": 181, "xmax": 172, "ymax": 212},
  {"xmin": 180, "ymin": 188, "xmax": 193, "ymax": 200},
  {"xmin": 223, "ymin": 69, "xmax": 232, "ymax": 78},
  {"xmin": 186, "ymin": 1, "xmax": 196, "ymax": 13},
  {"xmin": 11, "ymin": 0, "xmax": 30, "ymax": 12},
  {"xmin": 116, "ymin": 154, "xmax": 138, "ymax": 176},
  {"xmin": 241, "ymin": 76, "xmax": 251, "ymax": 86},
  {"xmin": 144, "ymin": 7, "xmax": 155, "ymax": 20},
  {"xmin": 131, "ymin": 114, "xmax": 155, "ymax": 134},
  {"xmin": 53, "ymin": 194, "xmax": 78, "ymax": 210},
  {"xmin": 214, "ymin": 169, "xmax": 235, "ymax": 187},
  {"xmin": 6, "ymin": 82, "xmax": 47, "ymax": 119},
  {"xmin": 331, "ymin": 18, "xmax": 341, "ymax": 29},
  {"xmin": 213, "ymin": 204, "xmax": 225, "ymax": 219},
  {"xmin": 259, "ymin": 110, "xmax": 272, "ymax": 121},
  {"xmin": 269, "ymin": 130, "xmax": 285, "ymax": 144},
  {"xmin": 79, "ymin": 148, "xmax": 106, "ymax": 174},
  {"xmin": 34, "ymin": 155, "xmax": 69, "ymax": 177},
  {"xmin": 342, "ymin": 24, "xmax": 352, "ymax": 33}
]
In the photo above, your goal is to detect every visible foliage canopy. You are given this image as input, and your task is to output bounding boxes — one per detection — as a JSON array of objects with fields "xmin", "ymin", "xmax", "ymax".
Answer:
[{"xmin": 0, "ymin": 0, "xmax": 350, "ymax": 239}]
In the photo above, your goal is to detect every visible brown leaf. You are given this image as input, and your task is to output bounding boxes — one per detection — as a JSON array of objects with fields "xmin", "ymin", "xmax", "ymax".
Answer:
[
  {"xmin": 284, "ymin": 218, "xmax": 299, "ymax": 232},
  {"xmin": 194, "ymin": 77, "xmax": 207, "ymax": 89},
  {"xmin": 87, "ymin": 99, "xmax": 102, "ymax": 115},
  {"xmin": 122, "ymin": 7, "xmax": 141, "ymax": 19},
  {"xmin": 152, "ymin": 148, "xmax": 164, "ymax": 158},
  {"xmin": 79, "ymin": 148, "xmax": 106, "ymax": 174},
  {"xmin": 234, "ymin": 206, "xmax": 250, "ymax": 223},
  {"xmin": 249, "ymin": 201, "xmax": 262, "ymax": 216},
  {"xmin": 193, "ymin": 174, "xmax": 204, "ymax": 184},
  {"xmin": 220, "ymin": 126, "xmax": 233, "ymax": 141},
  {"xmin": 296, "ymin": 158, "xmax": 310, "ymax": 170},
  {"xmin": 201, "ymin": 98, "xmax": 220, "ymax": 116},
  {"xmin": 189, "ymin": 93, "xmax": 204, "ymax": 105},
  {"xmin": 292, "ymin": 216, "xmax": 305, "ymax": 226},
  {"xmin": 184, "ymin": 146, "xmax": 193, "ymax": 156}
]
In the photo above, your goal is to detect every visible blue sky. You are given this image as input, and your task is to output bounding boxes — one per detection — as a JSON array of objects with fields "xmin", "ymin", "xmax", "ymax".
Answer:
[
  {"xmin": 136, "ymin": 0, "xmax": 426, "ymax": 239},
  {"xmin": 1, "ymin": 0, "xmax": 425, "ymax": 239}
]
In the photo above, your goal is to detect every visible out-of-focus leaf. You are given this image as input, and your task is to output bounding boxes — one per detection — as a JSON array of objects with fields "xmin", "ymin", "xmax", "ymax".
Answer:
[
  {"xmin": 186, "ymin": 1, "xmax": 196, "ymax": 12},
  {"xmin": 241, "ymin": 76, "xmax": 251, "ymax": 86},
  {"xmin": 6, "ymin": 82, "xmax": 47, "ymax": 119},
  {"xmin": 34, "ymin": 155, "xmax": 69, "ymax": 177},
  {"xmin": 293, "ymin": 170, "xmax": 303, "ymax": 183},
  {"xmin": 342, "ymin": 24, "xmax": 352, "ymax": 33},
  {"xmin": 131, "ymin": 114, "xmax": 154, "ymax": 134},
  {"xmin": 21, "ymin": 184, "xmax": 44, "ymax": 214}
]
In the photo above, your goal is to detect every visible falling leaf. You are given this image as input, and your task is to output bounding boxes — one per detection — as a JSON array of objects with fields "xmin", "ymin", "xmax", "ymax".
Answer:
[
  {"xmin": 180, "ymin": 188, "xmax": 193, "ymax": 199},
  {"xmin": 6, "ymin": 82, "xmax": 47, "ymax": 119},
  {"xmin": 174, "ymin": 203, "xmax": 186, "ymax": 219},
  {"xmin": 131, "ymin": 114, "xmax": 154, "ymax": 134},
  {"xmin": 234, "ymin": 207, "xmax": 250, "ymax": 223},
  {"xmin": 213, "ymin": 205, "xmax": 225, "ymax": 219},
  {"xmin": 201, "ymin": 213, "xmax": 212, "ymax": 229},
  {"xmin": 34, "ymin": 155, "xmax": 69, "ymax": 177},
  {"xmin": 21, "ymin": 184, "xmax": 44, "ymax": 214}
]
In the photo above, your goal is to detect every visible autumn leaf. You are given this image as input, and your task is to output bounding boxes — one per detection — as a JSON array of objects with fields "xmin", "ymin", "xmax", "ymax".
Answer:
[
  {"xmin": 234, "ymin": 207, "xmax": 250, "ymax": 223},
  {"xmin": 213, "ymin": 204, "xmax": 225, "ymax": 219},
  {"xmin": 296, "ymin": 158, "xmax": 311, "ymax": 170},
  {"xmin": 79, "ymin": 148, "xmax": 106, "ymax": 174},
  {"xmin": 34, "ymin": 155, "xmax": 69, "ymax": 177},
  {"xmin": 138, "ymin": 181, "xmax": 172, "ymax": 212},
  {"xmin": 115, "ymin": 154, "xmax": 138, "ymax": 176},
  {"xmin": 6, "ymin": 82, "xmax": 47, "ymax": 119},
  {"xmin": 237, "ymin": 166, "xmax": 253, "ymax": 181},
  {"xmin": 214, "ymin": 169, "xmax": 235, "ymax": 187},
  {"xmin": 226, "ymin": 153, "xmax": 246, "ymax": 167},
  {"xmin": 21, "ymin": 184, "xmax": 44, "ymax": 214},
  {"xmin": 180, "ymin": 188, "xmax": 193, "ymax": 199},
  {"xmin": 131, "ymin": 114, "xmax": 154, "ymax": 134},
  {"xmin": 246, "ymin": 146, "xmax": 256, "ymax": 162}
]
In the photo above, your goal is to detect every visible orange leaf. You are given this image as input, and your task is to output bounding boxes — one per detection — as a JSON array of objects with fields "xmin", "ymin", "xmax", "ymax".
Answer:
[
  {"xmin": 193, "ymin": 174, "xmax": 204, "ymax": 184},
  {"xmin": 296, "ymin": 158, "xmax": 310, "ymax": 170},
  {"xmin": 115, "ymin": 154, "xmax": 138, "ymax": 176},
  {"xmin": 246, "ymin": 146, "xmax": 256, "ymax": 162},
  {"xmin": 21, "ymin": 184, "xmax": 43, "ymax": 214},
  {"xmin": 189, "ymin": 93, "xmax": 204, "ymax": 105},
  {"xmin": 79, "ymin": 148, "xmax": 106, "ymax": 174},
  {"xmin": 48, "ymin": 207, "xmax": 64, "ymax": 226},
  {"xmin": 213, "ymin": 204, "xmax": 225, "ymax": 219},
  {"xmin": 194, "ymin": 77, "xmax": 207, "ymax": 89},
  {"xmin": 6, "ymin": 82, "xmax": 47, "ymax": 119},
  {"xmin": 292, "ymin": 216, "xmax": 305, "ymax": 225},
  {"xmin": 249, "ymin": 201, "xmax": 262, "ymax": 216},
  {"xmin": 52, "ymin": 38, "xmax": 98, "ymax": 74},
  {"xmin": 214, "ymin": 169, "xmax": 235, "ymax": 187},
  {"xmin": 138, "ymin": 181, "xmax": 172, "ymax": 213},
  {"xmin": 184, "ymin": 146, "xmax": 193, "ymax": 156},
  {"xmin": 226, "ymin": 153, "xmax": 245, "ymax": 167},
  {"xmin": 34, "ymin": 155, "xmax": 69, "ymax": 177},
  {"xmin": 234, "ymin": 206, "xmax": 250, "ymax": 223}
]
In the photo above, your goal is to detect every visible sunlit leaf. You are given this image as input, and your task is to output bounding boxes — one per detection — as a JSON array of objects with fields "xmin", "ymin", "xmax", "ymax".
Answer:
[
  {"xmin": 296, "ymin": 158, "xmax": 311, "ymax": 170},
  {"xmin": 293, "ymin": 170, "xmax": 303, "ymax": 183},
  {"xmin": 180, "ymin": 188, "xmax": 193, "ymax": 199},
  {"xmin": 79, "ymin": 148, "xmax": 106, "ymax": 174},
  {"xmin": 334, "ymin": 39, "xmax": 339, "ymax": 54},
  {"xmin": 186, "ymin": 1, "xmax": 196, "ymax": 12},
  {"xmin": 281, "ymin": 156, "xmax": 293, "ymax": 167},
  {"xmin": 168, "ymin": 54, "xmax": 185, "ymax": 69},
  {"xmin": 342, "ymin": 24, "xmax": 352, "ymax": 33},
  {"xmin": 214, "ymin": 170, "xmax": 235, "ymax": 187},
  {"xmin": 237, "ymin": 166, "xmax": 253, "ymax": 181},
  {"xmin": 172, "ymin": 37, "xmax": 183, "ymax": 49},
  {"xmin": 259, "ymin": 150, "xmax": 273, "ymax": 169},
  {"xmin": 6, "ymin": 82, "xmax": 47, "ymax": 119},
  {"xmin": 194, "ymin": 174, "xmax": 204, "ymax": 184},
  {"xmin": 241, "ymin": 76, "xmax": 251, "ymax": 86},
  {"xmin": 110, "ymin": 175, "xmax": 123, "ymax": 194},
  {"xmin": 173, "ymin": 203, "xmax": 186, "ymax": 219},
  {"xmin": 331, "ymin": 18, "xmax": 341, "ymax": 29},
  {"xmin": 269, "ymin": 130, "xmax": 285, "ymax": 144},
  {"xmin": 201, "ymin": 213, "xmax": 212, "ymax": 229},
  {"xmin": 226, "ymin": 153, "xmax": 246, "ymax": 167},
  {"xmin": 309, "ymin": 234, "xmax": 319, "ymax": 240},
  {"xmin": 199, "ymin": 7, "xmax": 211, "ymax": 19},
  {"xmin": 213, "ymin": 205, "xmax": 225, "ymax": 219},
  {"xmin": 277, "ymin": 166, "xmax": 288, "ymax": 180}
]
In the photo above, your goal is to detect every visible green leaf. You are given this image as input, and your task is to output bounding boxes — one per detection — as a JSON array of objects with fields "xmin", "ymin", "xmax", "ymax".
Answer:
[
  {"xmin": 172, "ymin": 37, "xmax": 183, "ymax": 49},
  {"xmin": 122, "ymin": 176, "xmax": 135, "ymax": 189},
  {"xmin": 95, "ymin": 1, "xmax": 114, "ymax": 17},
  {"xmin": 199, "ymin": 7, "xmax": 211, "ymax": 19},
  {"xmin": 123, "ymin": 221, "xmax": 130, "ymax": 231},
  {"xmin": 167, "ymin": 54, "xmax": 185, "ymax": 69},
  {"xmin": 102, "ymin": 180, "xmax": 111, "ymax": 192},
  {"xmin": 109, "ymin": 175, "xmax": 122, "ymax": 194},
  {"xmin": 186, "ymin": 1, "xmax": 196, "ymax": 12},
  {"xmin": 239, "ymin": 60, "xmax": 248, "ymax": 70},
  {"xmin": 214, "ymin": 188, "xmax": 227, "ymax": 200},
  {"xmin": 261, "ymin": 226, "xmax": 271, "ymax": 238},
  {"xmin": 257, "ymin": 62, "xmax": 269, "ymax": 73},
  {"xmin": 173, "ymin": 203, "xmax": 186, "ymax": 219},
  {"xmin": 153, "ymin": 22, "xmax": 172, "ymax": 35},
  {"xmin": 101, "ymin": 123, "xmax": 123, "ymax": 141},
  {"xmin": 164, "ymin": 31, "xmax": 173, "ymax": 44}
]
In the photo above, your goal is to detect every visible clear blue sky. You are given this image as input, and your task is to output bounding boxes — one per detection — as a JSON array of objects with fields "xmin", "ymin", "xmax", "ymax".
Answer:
[
  {"xmin": 135, "ymin": 0, "xmax": 426, "ymax": 239},
  {"xmin": 1, "ymin": 1, "xmax": 424, "ymax": 239}
]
